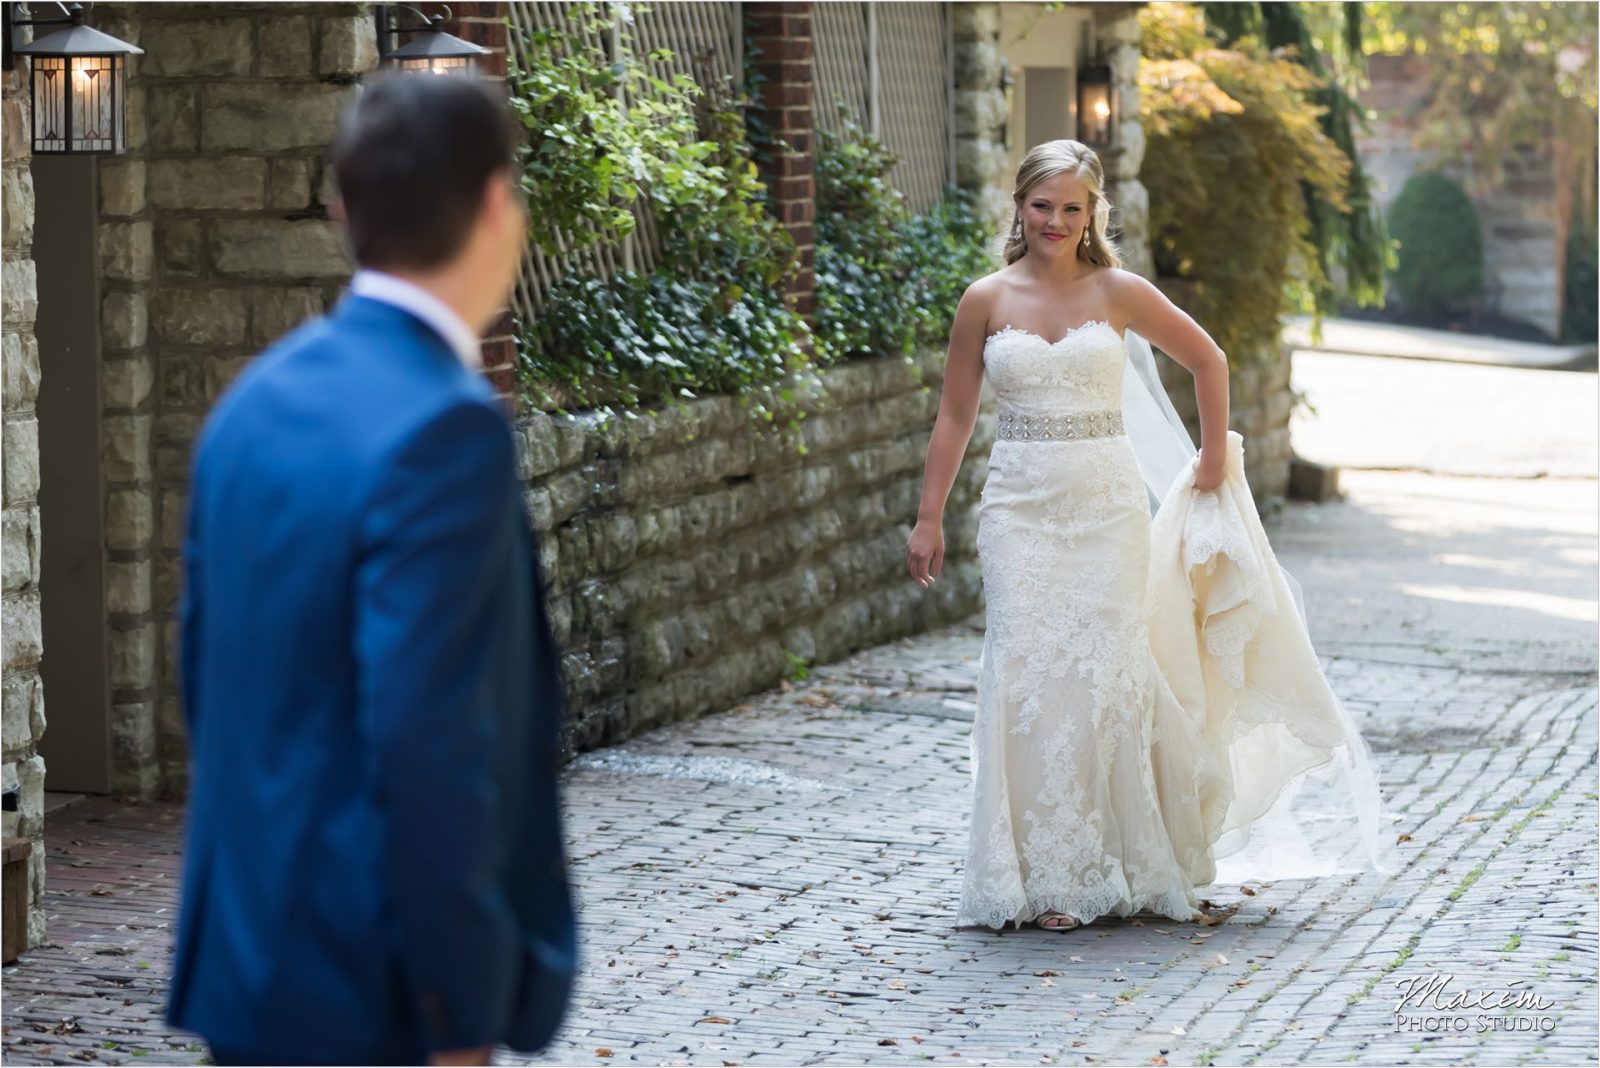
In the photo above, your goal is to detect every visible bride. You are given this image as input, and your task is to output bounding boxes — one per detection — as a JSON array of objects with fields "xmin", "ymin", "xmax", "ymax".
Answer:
[{"xmin": 906, "ymin": 139, "xmax": 1398, "ymax": 933}]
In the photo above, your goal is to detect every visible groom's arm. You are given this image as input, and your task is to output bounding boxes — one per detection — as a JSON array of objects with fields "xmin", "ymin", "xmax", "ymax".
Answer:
[{"xmin": 354, "ymin": 397, "xmax": 524, "ymax": 1055}]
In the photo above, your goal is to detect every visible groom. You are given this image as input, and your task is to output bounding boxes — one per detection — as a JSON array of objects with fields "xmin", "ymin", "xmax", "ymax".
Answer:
[{"xmin": 166, "ymin": 74, "xmax": 576, "ymax": 1066}]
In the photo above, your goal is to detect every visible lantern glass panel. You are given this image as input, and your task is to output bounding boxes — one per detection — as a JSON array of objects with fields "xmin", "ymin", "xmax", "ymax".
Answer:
[
  {"xmin": 29, "ymin": 53, "xmax": 125, "ymax": 154},
  {"xmin": 396, "ymin": 55, "xmax": 474, "ymax": 75},
  {"xmin": 72, "ymin": 54, "xmax": 117, "ymax": 152},
  {"xmin": 31, "ymin": 55, "xmax": 67, "ymax": 154}
]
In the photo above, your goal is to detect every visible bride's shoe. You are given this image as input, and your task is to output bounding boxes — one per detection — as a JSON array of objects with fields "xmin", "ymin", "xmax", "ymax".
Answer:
[{"xmin": 1037, "ymin": 911, "xmax": 1081, "ymax": 931}]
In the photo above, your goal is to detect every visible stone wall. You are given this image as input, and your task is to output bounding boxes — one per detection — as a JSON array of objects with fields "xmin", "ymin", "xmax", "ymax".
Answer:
[
  {"xmin": 518, "ymin": 350, "xmax": 987, "ymax": 753},
  {"xmin": 1356, "ymin": 52, "xmax": 1567, "ymax": 338},
  {"xmin": 2, "ymin": 46, "xmax": 47, "ymax": 952},
  {"xmin": 91, "ymin": 2, "xmax": 370, "ymax": 797}
]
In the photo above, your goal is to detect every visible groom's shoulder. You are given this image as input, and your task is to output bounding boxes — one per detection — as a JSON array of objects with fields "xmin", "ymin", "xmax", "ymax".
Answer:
[{"xmin": 197, "ymin": 309, "xmax": 502, "ymax": 480}]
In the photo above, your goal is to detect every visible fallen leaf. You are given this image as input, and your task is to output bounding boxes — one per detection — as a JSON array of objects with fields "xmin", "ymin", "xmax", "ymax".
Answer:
[
  {"xmin": 1239, "ymin": 886, "xmax": 1257, "ymax": 896},
  {"xmin": 1398, "ymin": 833, "xmax": 1413, "ymax": 843},
  {"xmin": 878, "ymin": 1038, "xmax": 899, "ymax": 1046},
  {"xmin": 595, "ymin": 1048, "xmax": 613, "ymax": 1058},
  {"xmin": 698, "ymin": 1016, "xmax": 732, "ymax": 1024}
]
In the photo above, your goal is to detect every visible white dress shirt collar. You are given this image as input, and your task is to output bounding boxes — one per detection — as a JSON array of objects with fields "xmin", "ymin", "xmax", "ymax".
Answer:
[{"xmin": 349, "ymin": 269, "xmax": 483, "ymax": 370}]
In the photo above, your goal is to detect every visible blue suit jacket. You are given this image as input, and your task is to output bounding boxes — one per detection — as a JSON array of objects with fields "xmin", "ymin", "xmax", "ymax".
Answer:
[{"xmin": 166, "ymin": 293, "xmax": 578, "ymax": 1064}]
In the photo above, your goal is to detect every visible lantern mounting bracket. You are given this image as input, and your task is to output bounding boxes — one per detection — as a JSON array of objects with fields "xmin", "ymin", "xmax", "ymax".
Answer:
[
  {"xmin": 4, "ymin": 1, "xmax": 86, "ymax": 71},
  {"xmin": 377, "ymin": 4, "xmax": 455, "ymax": 40},
  {"xmin": 373, "ymin": 3, "xmax": 488, "ymax": 72}
]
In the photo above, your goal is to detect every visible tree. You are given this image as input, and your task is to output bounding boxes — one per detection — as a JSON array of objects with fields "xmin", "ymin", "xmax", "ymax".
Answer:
[
  {"xmin": 1140, "ymin": 4, "xmax": 1355, "ymax": 360},
  {"xmin": 1200, "ymin": 2, "xmax": 1393, "ymax": 320}
]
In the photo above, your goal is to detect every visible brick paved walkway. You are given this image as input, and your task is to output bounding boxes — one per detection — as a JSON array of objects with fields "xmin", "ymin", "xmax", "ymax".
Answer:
[
  {"xmin": 3, "ymin": 617, "xmax": 1594, "ymax": 1066},
  {"xmin": 5, "ymin": 349, "xmax": 1597, "ymax": 1066}
]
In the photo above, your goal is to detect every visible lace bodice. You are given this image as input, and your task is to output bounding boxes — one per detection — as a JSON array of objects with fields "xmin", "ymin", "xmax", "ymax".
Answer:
[{"xmin": 982, "ymin": 320, "xmax": 1127, "ymax": 417}]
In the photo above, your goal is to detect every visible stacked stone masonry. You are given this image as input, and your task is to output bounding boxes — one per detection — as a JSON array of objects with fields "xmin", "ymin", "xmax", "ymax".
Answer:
[
  {"xmin": 517, "ymin": 350, "xmax": 988, "ymax": 754},
  {"xmin": 90, "ymin": 2, "xmax": 375, "ymax": 798},
  {"xmin": 2, "ymin": 46, "xmax": 47, "ymax": 954}
]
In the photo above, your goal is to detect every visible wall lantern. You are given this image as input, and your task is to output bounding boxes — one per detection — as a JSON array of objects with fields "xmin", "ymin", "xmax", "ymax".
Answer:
[
  {"xmin": 376, "ymin": 4, "xmax": 489, "ymax": 74},
  {"xmin": 4, "ymin": 2, "xmax": 143, "ymax": 155},
  {"xmin": 1076, "ymin": 63, "xmax": 1115, "ymax": 149}
]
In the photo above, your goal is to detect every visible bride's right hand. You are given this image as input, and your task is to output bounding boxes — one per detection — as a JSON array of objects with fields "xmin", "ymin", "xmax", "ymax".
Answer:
[{"xmin": 906, "ymin": 519, "xmax": 945, "ymax": 589}]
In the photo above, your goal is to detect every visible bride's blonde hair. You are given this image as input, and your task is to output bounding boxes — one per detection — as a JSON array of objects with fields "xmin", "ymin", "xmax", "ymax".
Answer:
[{"xmin": 1004, "ymin": 139, "xmax": 1123, "ymax": 269}]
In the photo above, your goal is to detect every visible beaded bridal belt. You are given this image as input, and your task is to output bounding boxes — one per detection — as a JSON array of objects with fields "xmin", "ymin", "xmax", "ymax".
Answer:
[{"xmin": 995, "ymin": 407, "xmax": 1124, "ymax": 442}]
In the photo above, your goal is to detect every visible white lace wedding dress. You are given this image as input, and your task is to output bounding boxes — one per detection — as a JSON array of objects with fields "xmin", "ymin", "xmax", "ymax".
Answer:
[{"xmin": 956, "ymin": 319, "xmax": 1395, "ymax": 930}]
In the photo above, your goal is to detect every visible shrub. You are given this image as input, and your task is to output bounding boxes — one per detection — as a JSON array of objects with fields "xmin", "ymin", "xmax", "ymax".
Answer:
[
  {"xmin": 1562, "ymin": 200, "xmax": 1597, "ymax": 343},
  {"xmin": 508, "ymin": 3, "xmax": 815, "ymax": 426},
  {"xmin": 1386, "ymin": 169, "xmax": 1483, "ymax": 320},
  {"xmin": 814, "ymin": 106, "xmax": 995, "ymax": 364}
]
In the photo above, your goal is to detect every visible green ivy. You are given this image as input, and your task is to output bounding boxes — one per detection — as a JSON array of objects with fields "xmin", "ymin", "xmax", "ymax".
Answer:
[
  {"xmin": 507, "ymin": 3, "xmax": 816, "ymax": 427},
  {"xmin": 814, "ymin": 106, "xmax": 994, "ymax": 365}
]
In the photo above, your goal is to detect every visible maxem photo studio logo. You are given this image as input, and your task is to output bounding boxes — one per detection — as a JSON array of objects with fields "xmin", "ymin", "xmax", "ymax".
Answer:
[{"xmin": 1391, "ymin": 972, "xmax": 1558, "ymax": 1033}]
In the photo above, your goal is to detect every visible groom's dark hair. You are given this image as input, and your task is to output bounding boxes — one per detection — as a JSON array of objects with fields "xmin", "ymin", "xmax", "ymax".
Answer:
[{"xmin": 330, "ymin": 72, "xmax": 520, "ymax": 271}]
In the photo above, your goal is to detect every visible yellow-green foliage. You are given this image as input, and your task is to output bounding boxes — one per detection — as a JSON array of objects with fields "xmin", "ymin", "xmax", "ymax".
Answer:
[{"xmin": 1139, "ymin": 3, "xmax": 1353, "ymax": 363}]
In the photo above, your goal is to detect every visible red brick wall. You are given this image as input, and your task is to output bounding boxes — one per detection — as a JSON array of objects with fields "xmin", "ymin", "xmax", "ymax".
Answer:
[{"xmin": 449, "ymin": 3, "xmax": 517, "ymax": 404}]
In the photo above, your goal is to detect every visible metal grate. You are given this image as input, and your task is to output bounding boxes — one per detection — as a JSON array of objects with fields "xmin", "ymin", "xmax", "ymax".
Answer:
[
  {"xmin": 506, "ymin": 2, "xmax": 955, "ymax": 331},
  {"xmin": 813, "ymin": 2, "xmax": 870, "ymax": 133},
  {"xmin": 875, "ymin": 3, "xmax": 953, "ymax": 212},
  {"xmin": 813, "ymin": 2, "xmax": 954, "ymax": 213},
  {"xmin": 505, "ymin": 1, "xmax": 741, "ymax": 326}
]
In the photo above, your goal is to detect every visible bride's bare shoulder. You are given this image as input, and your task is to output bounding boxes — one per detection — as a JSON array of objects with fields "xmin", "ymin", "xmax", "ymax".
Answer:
[
  {"xmin": 956, "ymin": 269, "xmax": 1005, "ymax": 325},
  {"xmin": 1101, "ymin": 267, "xmax": 1165, "ymax": 321},
  {"xmin": 960, "ymin": 267, "xmax": 1024, "ymax": 326}
]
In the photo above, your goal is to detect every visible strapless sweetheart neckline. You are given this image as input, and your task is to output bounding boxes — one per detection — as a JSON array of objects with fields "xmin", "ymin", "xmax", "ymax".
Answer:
[{"xmin": 984, "ymin": 320, "xmax": 1123, "ymax": 349}]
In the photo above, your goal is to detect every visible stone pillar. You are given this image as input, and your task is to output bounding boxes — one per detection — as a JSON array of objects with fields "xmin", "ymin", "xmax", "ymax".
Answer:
[
  {"xmin": 2, "ymin": 49, "xmax": 48, "ymax": 952},
  {"xmin": 745, "ymin": 2, "xmax": 817, "ymax": 322},
  {"xmin": 91, "ymin": 3, "xmax": 374, "ymax": 797},
  {"xmin": 1094, "ymin": 5, "xmax": 1153, "ymax": 279},
  {"xmin": 950, "ymin": 3, "xmax": 1011, "ymax": 233}
]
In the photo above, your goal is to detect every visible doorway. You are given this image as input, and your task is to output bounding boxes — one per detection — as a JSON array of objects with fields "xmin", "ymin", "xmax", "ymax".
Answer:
[{"xmin": 33, "ymin": 155, "xmax": 111, "ymax": 794}]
